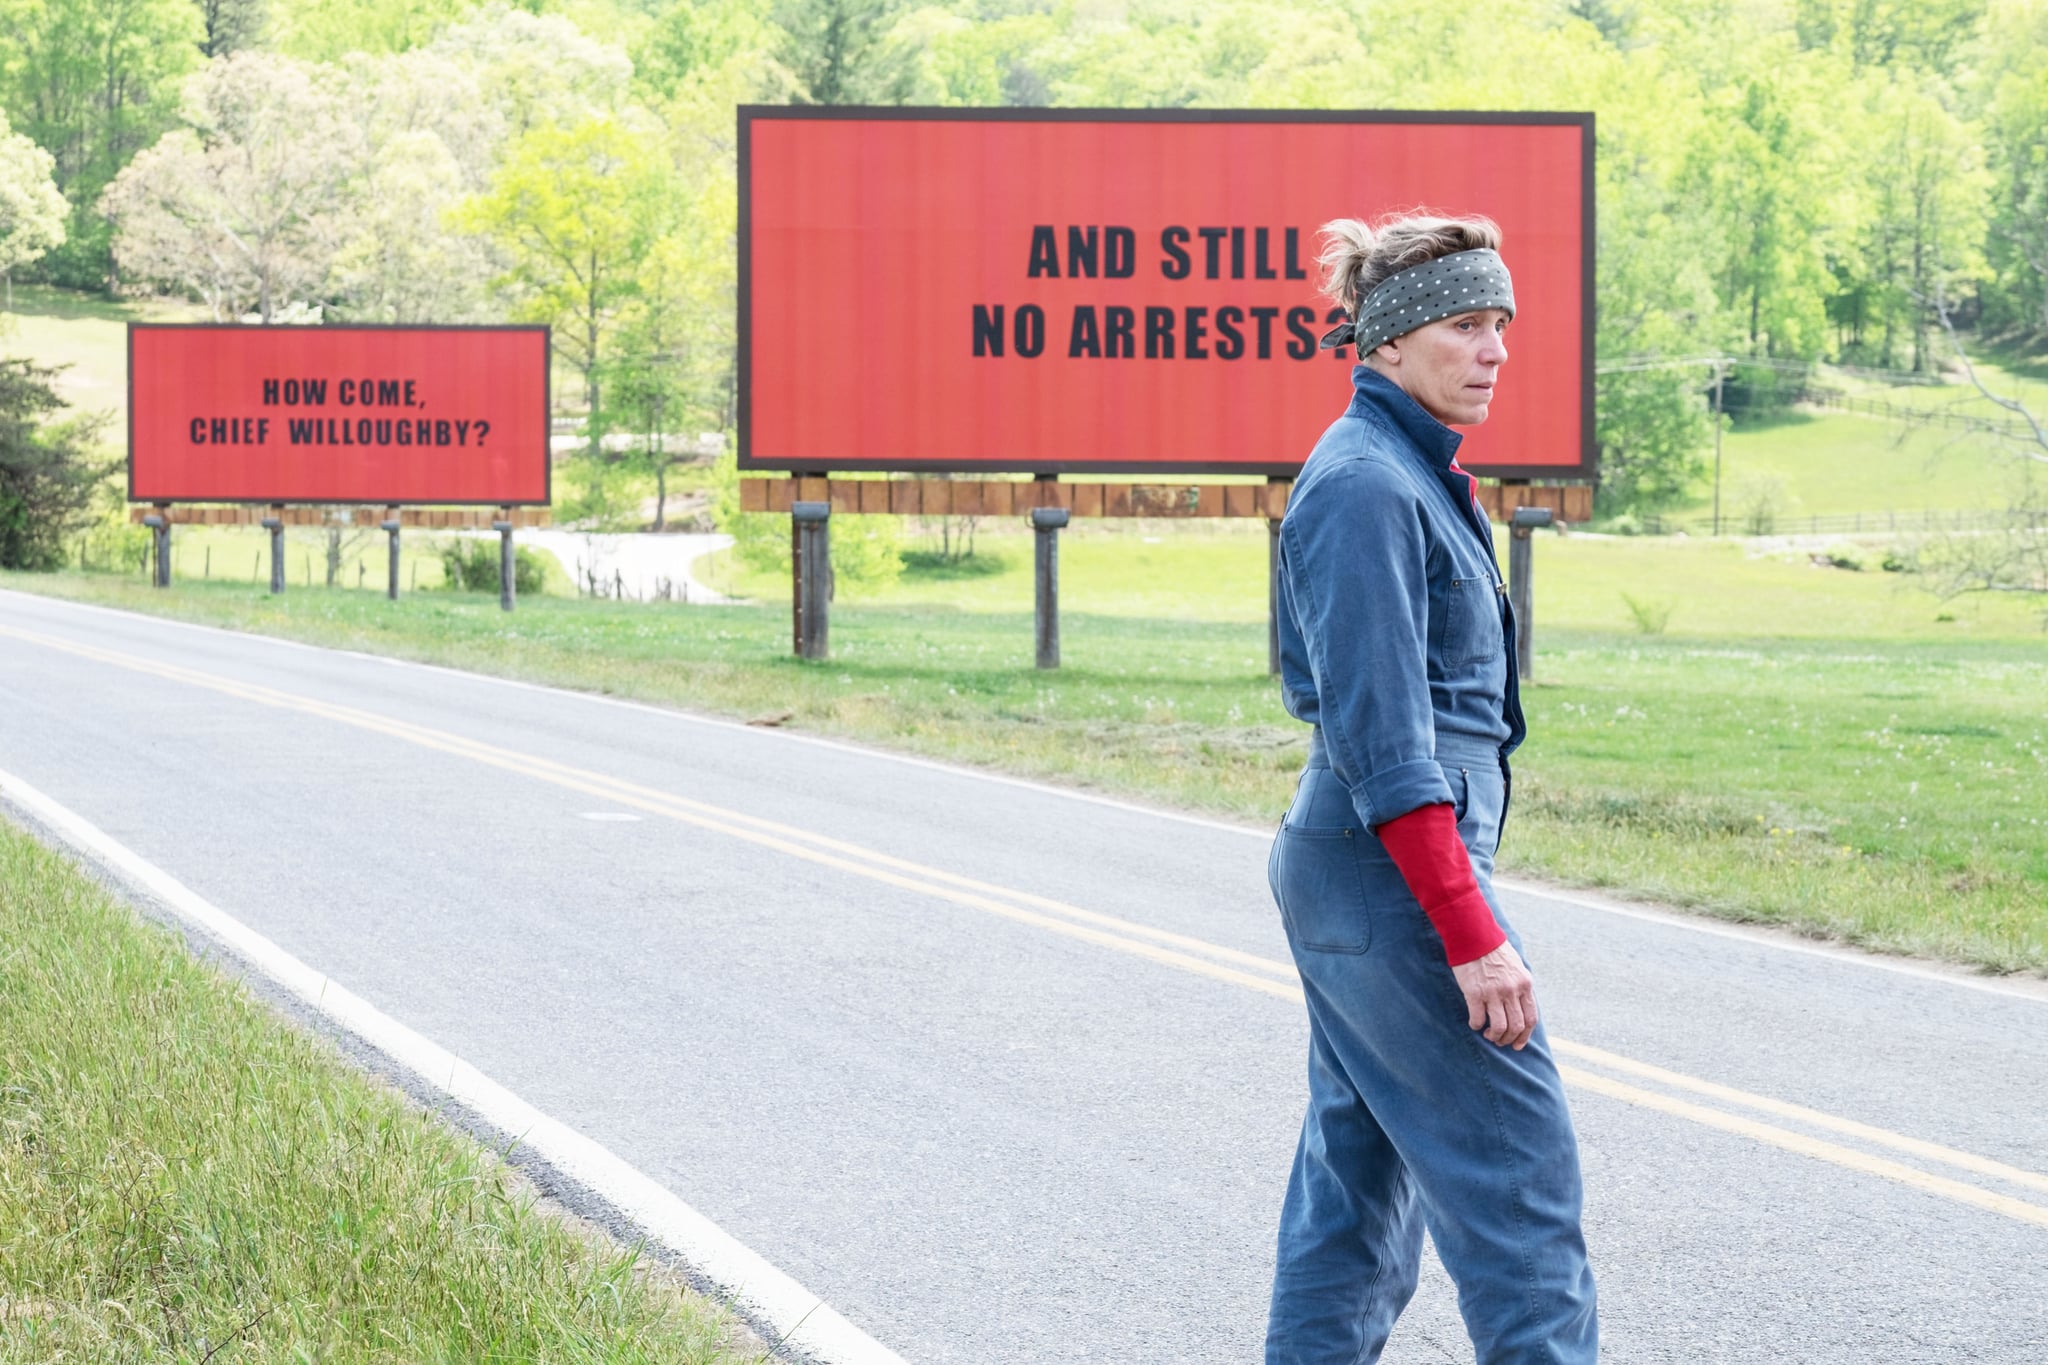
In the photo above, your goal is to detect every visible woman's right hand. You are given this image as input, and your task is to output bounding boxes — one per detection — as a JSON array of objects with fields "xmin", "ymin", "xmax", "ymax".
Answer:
[{"xmin": 1451, "ymin": 942, "xmax": 1538, "ymax": 1050}]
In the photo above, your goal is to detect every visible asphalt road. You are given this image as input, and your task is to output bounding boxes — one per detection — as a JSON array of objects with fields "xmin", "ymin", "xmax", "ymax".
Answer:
[{"xmin": 2, "ymin": 587, "xmax": 2043, "ymax": 1364}]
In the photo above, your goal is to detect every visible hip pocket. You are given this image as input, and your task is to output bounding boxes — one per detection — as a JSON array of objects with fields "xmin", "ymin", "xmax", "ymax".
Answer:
[{"xmin": 1272, "ymin": 825, "xmax": 1371, "ymax": 954}]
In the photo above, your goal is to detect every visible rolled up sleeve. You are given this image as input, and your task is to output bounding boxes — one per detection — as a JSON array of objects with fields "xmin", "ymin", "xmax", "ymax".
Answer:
[{"xmin": 1280, "ymin": 461, "xmax": 1451, "ymax": 829}]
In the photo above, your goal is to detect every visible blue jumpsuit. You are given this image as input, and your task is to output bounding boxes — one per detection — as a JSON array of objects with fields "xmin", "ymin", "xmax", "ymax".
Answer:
[{"xmin": 1265, "ymin": 365, "xmax": 1598, "ymax": 1364}]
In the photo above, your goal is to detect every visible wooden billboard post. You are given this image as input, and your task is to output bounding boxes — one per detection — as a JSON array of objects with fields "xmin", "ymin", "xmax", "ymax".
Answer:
[
  {"xmin": 792, "ymin": 500, "xmax": 831, "ymax": 659},
  {"xmin": 381, "ymin": 505, "xmax": 401, "ymax": 601},
  {"xmin": 493, "ymin": 507, "xmax": 516, "ymax": 612},
  {"xmin": 1508, "ymin": 505, "xmax": 1552, "ymax": 680},
  {"xmin": 142, "ymin": 506, "xmax": 171, "ymax": 587},
  {"xmin": 1030, "ymin": 506, "xmax": 1069, "ymax": 669}
]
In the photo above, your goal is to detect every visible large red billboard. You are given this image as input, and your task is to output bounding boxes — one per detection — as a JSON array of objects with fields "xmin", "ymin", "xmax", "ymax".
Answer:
[
  {"xmin": 129, "ymin": 325, "xmax": 551, "ymax": 505},
  {"xmin": 740, "ymin": 109, "xmax": 1593, "ymax": 479}
]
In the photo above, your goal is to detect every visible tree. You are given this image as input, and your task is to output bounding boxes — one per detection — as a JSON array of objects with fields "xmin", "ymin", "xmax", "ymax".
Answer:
[
  {"xmin": 428, "ymin": 5, "xmax": 631, "ymax": 138},
  {"xmin": 774, "ymin": 0, "xmax": 920, "ymax": 104},
  {"xmin": 0, "ymin": 0, "xmax": 202, "ymax": 284},
  {"xmin": 270, "ymin": 0, "xmax": 465, "ymax": 61},
  {"xmin": 1979, "ymin": 0, "xmax": 2048, "ymax": 334},
  {"xmin": 0, "ymin": 108, "xmax": 68, "ymax": 304},
  {"xmin": 458, "ymin": 115, "xmax": 670, "ymax": 457},
  {"xmin": 0, "ymin": 358, "xmax": 106, "ymax": 570},
  {"xmin": 1793, "ymin": 0, "xmax": 1984, "ymax": 70},
  {"xmin": 102, "ymin": 52, "xmax": 362, "ymax": 320},
  {"xmin": 633, "ymin": 0, "xmax": 776, "ymax": 101},
  {"xmin": 1853, "ymin": 75, "xmax": 1990, "ymax": 370},
  {"xmin": 325, "ymin": 129, "xmax": 493, "ymax": 322},
  {"xmin": 196, "ymin": 0, "xmax": 264, "ymax": 57}
]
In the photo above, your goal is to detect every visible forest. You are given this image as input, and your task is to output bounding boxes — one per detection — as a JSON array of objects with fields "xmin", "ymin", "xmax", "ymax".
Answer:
[{"xmin": 1, "ymin": 0, "xmax": 2044, "ymax": 517}]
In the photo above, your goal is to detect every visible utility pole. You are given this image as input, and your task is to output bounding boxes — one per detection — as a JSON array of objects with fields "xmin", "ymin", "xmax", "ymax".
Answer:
[{"xmin": 1711, "ymin": 360, "xmax": 1726, "ymax": 537}]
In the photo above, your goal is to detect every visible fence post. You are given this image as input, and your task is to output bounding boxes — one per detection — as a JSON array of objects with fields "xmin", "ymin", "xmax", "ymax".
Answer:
[
  {"xmin": 382, "ymin": 506, "xmax": 402, "ymax": 601},
  {"xmin": 792, "ymin": 500, "xmax": 830, "ymax": 660},
  {"xmin": 1508, "ymin": 507, "xmax": 1552, "ymax": 681},
  {"xmin": 493, "ymin": 508, "xmax": 515, "ymax": 612},
  {"xmin": 1030, "ymin": 506, "xmax": 1069, "ymax": 669}
]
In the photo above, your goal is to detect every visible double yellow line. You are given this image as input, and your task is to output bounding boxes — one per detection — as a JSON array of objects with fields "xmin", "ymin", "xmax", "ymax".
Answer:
[{"xmin": 6, "ymin": 621, "xmax": 2046, "ymax": 1230}]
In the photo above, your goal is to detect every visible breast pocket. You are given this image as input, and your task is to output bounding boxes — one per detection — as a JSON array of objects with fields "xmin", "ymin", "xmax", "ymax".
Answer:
[
  {"xmin": 1272, "ymin": 825, "xmax": 1371, "ymax": 954},
  {"xmin": 1436, "ymin": 576, "xmax": 1504, "ymax": 669}
]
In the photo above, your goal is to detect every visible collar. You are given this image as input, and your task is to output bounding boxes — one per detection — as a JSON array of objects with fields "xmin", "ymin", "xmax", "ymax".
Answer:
[{"xmin": 1346, "ymin": 365, "xmax": 1463, "ymax": 469}]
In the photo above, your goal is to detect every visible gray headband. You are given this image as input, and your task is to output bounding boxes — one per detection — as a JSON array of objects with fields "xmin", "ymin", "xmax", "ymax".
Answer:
[{"xmin": 1319, "ymin": 248, "xmax": 1516, "ymax": 355}]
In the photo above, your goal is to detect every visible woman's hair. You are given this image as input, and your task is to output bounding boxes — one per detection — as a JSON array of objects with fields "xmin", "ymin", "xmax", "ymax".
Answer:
[{"xmin": 1316, "ymin": 212, "xmax": 1503, "ymax": 317}]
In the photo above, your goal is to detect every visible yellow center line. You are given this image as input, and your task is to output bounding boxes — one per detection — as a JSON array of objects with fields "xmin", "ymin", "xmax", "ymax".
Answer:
[
  {"xmin": 1553, "ymin": 1039, "xmax": 2048, "ymax": 1199},
  {"xmin": 10, "ymin": 622, "xmax": 2047, "ymax": 1229},
  {"xmin": 1559, "ymin": 1067, "xmax": 2048, "ymax": 1229}
]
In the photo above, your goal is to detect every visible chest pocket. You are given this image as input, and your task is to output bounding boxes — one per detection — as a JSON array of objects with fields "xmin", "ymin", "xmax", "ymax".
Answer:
[{"xmin": 1438, "ymin": 576, "xmax": 1504, "ymax": 669}]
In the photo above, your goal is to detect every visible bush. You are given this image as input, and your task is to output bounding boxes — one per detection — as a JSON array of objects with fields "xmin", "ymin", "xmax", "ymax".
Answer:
[
  {"xmin": 707, "ymin": 451, "xmax": 903, "ymax": 593},
  {"xmin": 1600, "ymin": 512, "xmax": 1645, "ymax": 537},
  {"xmin": 0, "ymin": 359, "xmax": 107, "ymax": 571},
  {"xmin": 438, "ymin": 538, "xmax": 545, "ymax": 595},
  {"xmin": 1819, "ymin": 544, "xmax": 1866, "ymax": 571},
  {"xmin": 73, "ymin": 508, "xmax": 151, "ymax": 574},
  {"xmin": 1620, "ymin": 591, "xmax": 1675, "ymax": 634}
]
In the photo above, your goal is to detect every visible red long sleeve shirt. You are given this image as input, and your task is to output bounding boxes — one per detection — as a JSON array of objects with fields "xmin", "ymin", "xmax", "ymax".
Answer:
[{"xmin": 1375, "ymin": 802, "xmax": 1505, "ymax": 966}]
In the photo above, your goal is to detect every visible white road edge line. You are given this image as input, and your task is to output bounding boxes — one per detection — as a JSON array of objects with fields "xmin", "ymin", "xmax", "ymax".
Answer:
[
  {"xmin": 9, "ymin": 588, "xmax": 2044, "ymax": 1005},
  {"xmin": 0, "ymin": 763, "xmax": 909, "ymax": 1365}
]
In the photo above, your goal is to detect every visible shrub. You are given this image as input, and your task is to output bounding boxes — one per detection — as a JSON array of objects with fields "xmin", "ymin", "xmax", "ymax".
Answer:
[
  {"xmin": 1820, "ymin": 544, "xmax": 1865, "ymax": 571},
  {"xmin": 1600, "ymin": 512, "xmax": 1644, "ymax": 537},
  {"xmin": 0, "ymin": 359, "xmax": 107, "ymax": 571},
  {"xmin": 438, "ymin": 538, "xmax": 545, "ymax": 595},
  {"xmin": 1620, "ymin": 591, "xmax": 1675, "ymax": 634}
]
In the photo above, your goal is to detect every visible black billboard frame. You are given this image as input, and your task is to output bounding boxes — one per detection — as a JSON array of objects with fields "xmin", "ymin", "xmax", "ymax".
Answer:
[
  {"xmin": 126, "ymin": 322, "xmax": 554, "ymax": 507},
  {"xmin": 737, "ymin": 105, "xmax": 1596, "ymax": 483}
]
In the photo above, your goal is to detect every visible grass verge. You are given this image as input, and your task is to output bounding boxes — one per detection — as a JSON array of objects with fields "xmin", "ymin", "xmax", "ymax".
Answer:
[
  {"xmin": 0, "ymin": 817, "xmax": 761, "ymax": 1363},
  {"xmin": 3, "ymin": 568, "xmax": 2041, "ymax": 976}
]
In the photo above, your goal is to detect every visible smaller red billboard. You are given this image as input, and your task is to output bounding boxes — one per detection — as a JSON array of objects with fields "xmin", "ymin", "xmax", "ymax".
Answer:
[{"xmin": 129, "ymin": 325, "xmax": 550, "ymax": 505}]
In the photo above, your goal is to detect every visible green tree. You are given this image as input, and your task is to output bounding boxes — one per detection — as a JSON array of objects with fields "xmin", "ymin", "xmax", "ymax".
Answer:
[
  {"xmin": 195, "ymin": 0, "xmax": 264, "ymax": 56},
  {"xmin": 271, "ymin": 0, "xmax": 466, "ymax": 61},
  {"xmin": 459, "ymin": 115, "xmax": 671, "ymax": 456},
  {"xmin": 1980, "ymin": 0, "xmax": 2048, "ymax": 333},
  {"xmin": 1853, "ymin": 74, "xmax": 1991, "ymax": 369},
  {"xmin": 1793, "ymin": 0, "xmax": 1984, "ymax": 70},
  {"xmin": 0, "ymin": 0, "xmax": 202, "ymax": 285},
  {"xmin": 0, "ymin": 358, "xmax": 106, "ymax": 570},
  {"xmin": 775, "ymin": 0, "xmax": 920, "ymax": 104},
  {"xmin": 0, "ymin": 107, "xmax": 68, "ymax": 305},
  {"xmin": 633, "ymin": 0, "xmax": 776, "ymax": 101}
]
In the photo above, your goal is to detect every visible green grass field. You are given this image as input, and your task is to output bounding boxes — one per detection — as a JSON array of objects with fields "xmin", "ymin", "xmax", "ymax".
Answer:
[
  {"xmin": 8, "ymin": 534, "xmax": 2042, "ymax": 974},
  {"xmin": 717, "ymin": 521, "xmax": 2043, "ymax": 641},
  {"xmin": 0, "ymin": 819, "xmax": 759, "ymax": 1362}
]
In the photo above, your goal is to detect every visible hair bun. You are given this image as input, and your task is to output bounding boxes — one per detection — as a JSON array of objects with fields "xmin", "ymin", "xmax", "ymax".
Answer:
[{"xmin": 1317, "ymin": 212, "xmax": 1503, "ymax": 319}]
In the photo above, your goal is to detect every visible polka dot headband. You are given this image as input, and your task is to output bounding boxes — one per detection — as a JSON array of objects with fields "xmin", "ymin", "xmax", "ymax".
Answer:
[{"xmin": 1318, "ymin": 248, "xmax": 1516, "ymax": 355}]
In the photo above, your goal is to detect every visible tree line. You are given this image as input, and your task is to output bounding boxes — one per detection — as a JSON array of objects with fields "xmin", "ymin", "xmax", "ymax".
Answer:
[{"xmin": 1, "ymin": 0, "xmax": 2044, "ymax": 520}]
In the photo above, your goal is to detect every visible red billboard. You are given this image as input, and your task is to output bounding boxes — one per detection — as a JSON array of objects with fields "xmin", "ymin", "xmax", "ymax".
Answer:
[
  {"xmin": 740, "ymin": 109, "xmax": 1593, "ymax": 479},
  {"xmin": 129, "ymin": 325, "xmax": 551, "ymax": 505}
]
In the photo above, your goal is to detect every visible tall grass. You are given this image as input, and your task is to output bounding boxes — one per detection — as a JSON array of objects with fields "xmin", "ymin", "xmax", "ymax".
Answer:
[{"xmin": 0, "ymin": 821, "xmax": 760, "ymax": 1363}]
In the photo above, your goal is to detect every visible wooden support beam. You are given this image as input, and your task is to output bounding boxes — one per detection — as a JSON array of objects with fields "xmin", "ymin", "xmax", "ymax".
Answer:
[
  {"xmin": 728, "ymin": 477, "xmax": 1589, "ymax": 522},
  {"xmin": 130, "ymin": 505, "xmax": 552, "ymax": 528}
]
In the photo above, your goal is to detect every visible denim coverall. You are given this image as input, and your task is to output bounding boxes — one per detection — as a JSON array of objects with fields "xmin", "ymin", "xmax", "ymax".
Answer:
[{"xmin": 1265, "ymin": 366, "xmax": 1598, "ymax": 1364}]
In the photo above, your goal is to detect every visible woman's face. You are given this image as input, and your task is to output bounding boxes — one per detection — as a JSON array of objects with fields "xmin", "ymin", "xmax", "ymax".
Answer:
[{"xmin": 1370, "ymin": 308, "xmax": 1511, "ymax": 427}]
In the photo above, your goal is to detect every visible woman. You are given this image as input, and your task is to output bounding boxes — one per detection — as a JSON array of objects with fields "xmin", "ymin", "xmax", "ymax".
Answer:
[{"xmin": 1265, "ymin": 213, "xmax": 1598, "ymax": 1364}]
